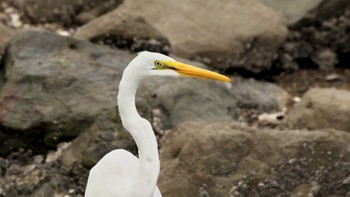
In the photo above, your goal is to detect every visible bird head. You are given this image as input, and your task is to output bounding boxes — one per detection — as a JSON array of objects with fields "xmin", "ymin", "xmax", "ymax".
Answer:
[{"xmin": 132, "ymin": 51, "xmax": 231, "ymax": 82}]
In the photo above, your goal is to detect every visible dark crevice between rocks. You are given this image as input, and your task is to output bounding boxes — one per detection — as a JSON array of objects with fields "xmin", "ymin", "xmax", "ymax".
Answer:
[
  {"xmin": 0, "ymin": 45, "xmax": 11, "ymax": 91},
  {"xmin": 0, "ymin": 123, "xmax": 76, "ymax": 158},
  {"xmin": 336, "ymin": 52, "xmax": 350, "ymax": 68},
  {"xmin": 0, "ymin": 125, "xmax": 47, "ymax": 157},
  {"xmin": 295, "ymin": 57, "xmax": 319, "ymax": 69}
]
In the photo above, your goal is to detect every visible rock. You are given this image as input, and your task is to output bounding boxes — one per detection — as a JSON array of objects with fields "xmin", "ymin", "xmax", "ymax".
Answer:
[
  {"xmin": 303, "ymin": 0, "xmax": 350, "ymax": 22},
  {"xmin": 325, "ymin": 73, "xmax": 343, "ymax": 82},
  {"xmin": 0, "ymin": 150, "xmax": 88, "ymax": 196},
  {"xmin": 0, "ymin": 30, "xmax": 134, "ymax": 155},
  {"xmin": 0, "ymin": 102, "xmax": 135, "ymax": 197},
  {"xmin": 275, "ymin": 3, "xmax": 350, "ymax": 71},
  {"xmin": 260, "ymin": 0, "xmax": 350, "ymax": 25},
  {"xmin": 158, "ymin": 121, "xmax": 350, "ymax": 196},
  {"xmin": 258, "ymin": 110, "xmax": 285, "ymax": 125},
  {"xmin": 74, "ymin": 11, "xmax": 170, "ymax": 53},
  {"xmin": 141, "ymin": 77, "xmax": 238, "ymax": 130},
  {"xmin": 311, "ymin": 48, "xmax": 338, "ymax": 70},
  {"xmin": 75, "ymin": 0, "xmax": 124, "ymax": 24},
  {"xmin": 287, "ymin": 88, "xmax": 350, "ymax": 132},
  {"xmin": 230, "ymin": 78, "xmax": 290, "ymax": 112},
  {"xmin": 260, "ymin": 0, "xmax": 324, "ymax": 24},
  {"xmin": 8, "ymin": 0, "xmax": 123, "ymax": 25},
  {"xmin": 77, "ymin": 0, "xmax": 287, "ymax": 74},
  {"xmin": 0, "ymin": 23, "xmax": 16, "ymax": 57}
]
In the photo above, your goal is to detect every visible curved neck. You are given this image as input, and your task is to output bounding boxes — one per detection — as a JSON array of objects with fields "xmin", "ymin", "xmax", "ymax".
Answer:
[{"xmin": 117, "ymin": 71, "xmax": 160, "ymax": 196}]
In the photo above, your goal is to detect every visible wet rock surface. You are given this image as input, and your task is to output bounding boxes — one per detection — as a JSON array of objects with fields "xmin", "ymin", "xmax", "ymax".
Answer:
[{"xmin": 0, "ymin": 1, "xmax": 350, "ymax": 197}]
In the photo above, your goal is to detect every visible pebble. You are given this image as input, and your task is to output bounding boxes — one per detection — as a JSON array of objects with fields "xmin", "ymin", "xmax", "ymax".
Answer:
[
  {"xmin": 293, "ymin": 97, "xmax": 301, "ymax": 103},
  {"xmin": 325, "ymin": 73, "xmax": 343, "ymax": 82},
  {"xmin": 258, "ymin": 111, "xmax": 285, "ymax": 125}
]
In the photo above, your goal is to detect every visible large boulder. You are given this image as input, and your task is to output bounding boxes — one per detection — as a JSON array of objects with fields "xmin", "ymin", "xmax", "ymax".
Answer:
[
  {"xmin": 0, "ymin": 30, "xmax": 133, "ymax": 155},
  {"xmin": 286, "ymin": 88, "xmax": 350, "ymax": 132},
  {"xmin": 159, "ymin": 122, "xmax": 350, "ymax": 197},
  {"xmin": 75, "ymin": 0, "xmax": 287, "ymax": 74}
]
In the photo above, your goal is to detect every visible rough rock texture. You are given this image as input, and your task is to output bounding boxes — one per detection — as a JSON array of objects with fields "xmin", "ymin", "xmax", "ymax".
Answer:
[
  {"xmin": 286, "ymin": 88, "xmax": 350, "ymax": 132},
  {"xmin": 74, "ymin": 10, "xmax": 171, "ymax": 54},
  {"xmin": 276, "ymin": 3, "xmax": 350, "ymax": 71},
  {"xmin": 2, "ymin": 112, "xmax": 137, "ymax": 197},
  {"xmin": 76, "ymin": 0, "xmax": 287, "ymax": 74},
  {"xmin": 8, "ymin": 0, "xmax": 123, "ymax": 25},
  {"xmin": 0, "ymin": 30, "xmax": 133, "ymax": 155},
  {"xmin": 159, "ymin": 122, "xmax": 350, "ymax": 197},
  {"xmin": 230, "ymin": 78, "xmax": 289, "ymax": 112}
]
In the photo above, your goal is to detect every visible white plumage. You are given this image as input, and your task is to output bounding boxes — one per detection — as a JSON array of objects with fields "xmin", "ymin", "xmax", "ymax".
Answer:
[{"xmin": 85, "ymin": 51, "xmax": 230, "ymax": 197}]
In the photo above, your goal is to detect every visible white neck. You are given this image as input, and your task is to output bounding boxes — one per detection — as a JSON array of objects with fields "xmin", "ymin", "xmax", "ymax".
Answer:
[{"xmin": 117, "ymin": 69, "xmax": 160, "ymax": 196}]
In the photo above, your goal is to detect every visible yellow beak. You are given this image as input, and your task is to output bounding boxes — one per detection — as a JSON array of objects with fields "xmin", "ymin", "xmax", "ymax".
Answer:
[{"xmin": 162, "ymin": 61, "xmax": 231, "ymax": 82}]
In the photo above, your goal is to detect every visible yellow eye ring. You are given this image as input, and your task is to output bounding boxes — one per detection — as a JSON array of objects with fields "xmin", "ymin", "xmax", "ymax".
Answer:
[{"xmin": 154, "ymin": 61, "xmax": 161, "ymax": 67}]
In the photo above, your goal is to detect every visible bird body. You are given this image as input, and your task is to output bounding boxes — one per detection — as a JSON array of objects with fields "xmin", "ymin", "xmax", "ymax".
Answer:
[
  {"xmin": 85, "ymin": 51, "xmax": 230, "ymax": 197},
  {"xmin": 85, "ymin": 149, "xmax": 161, "ymax": 197}
]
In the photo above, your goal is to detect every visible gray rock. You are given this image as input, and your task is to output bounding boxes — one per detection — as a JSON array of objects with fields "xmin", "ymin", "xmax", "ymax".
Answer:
[
  {"xmin": 287, "ymin": 88, "xmax": 350, "ymax": 132},
  {"xmin": 159, "ymin": 121, "xmax": 350, "ymax": 197},
  {"xmin": 77, "ymin": 0, "xmax": 287, "ymax": 74},
  {"xmin": 0, "ymin": 30, "xmax": 133, "ymax": 154},
  {"xmin": 75, "ymin": 0, "xmax": 124, "ymax": 24},
  {"xmin": 305, "ymin": 0, "xmax": 350, "ymax": 22},
  {"xmin": 311, "ymin": 48, "xmax": 338, "ymax": 70},
  {"xmin": 141, "ymin": 77, "xmax": 238, "ymax": 129},
  {"xmin": 230, "ymin": 78, "xmax": 289, "ymax": 112},
  {"xmin": 74, "ymin": 11, "xmax": 170, "ymax": 53}
]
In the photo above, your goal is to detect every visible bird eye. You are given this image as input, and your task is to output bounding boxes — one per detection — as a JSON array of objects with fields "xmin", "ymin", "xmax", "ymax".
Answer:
[{"xmin": 154, "ymin": 61, "xmax": 161, "ymax": 67}]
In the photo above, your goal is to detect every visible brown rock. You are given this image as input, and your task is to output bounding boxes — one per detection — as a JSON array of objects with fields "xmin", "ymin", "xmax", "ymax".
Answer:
[
  {"xmin": 158, "ymin": 122, "xmax": 350, "ymax": 196},
  {"xmin": 287, "ymin": 88, "xmax": 350, "ymax": 132},
  {"xmin": 76, "ymin": 0, "xmax": 287, "ymax": 74}
]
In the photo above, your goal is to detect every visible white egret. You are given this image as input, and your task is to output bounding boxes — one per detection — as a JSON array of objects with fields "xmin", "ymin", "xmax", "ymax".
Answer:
[{"xmin": 84, "ymin": 51, "xmax": 231, "ymax": 197}]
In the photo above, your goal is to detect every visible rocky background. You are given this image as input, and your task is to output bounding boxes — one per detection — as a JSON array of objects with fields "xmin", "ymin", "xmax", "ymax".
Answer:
[{"xmin": 0, "ymin": 0, "xmax": 350, "ymax": 196}]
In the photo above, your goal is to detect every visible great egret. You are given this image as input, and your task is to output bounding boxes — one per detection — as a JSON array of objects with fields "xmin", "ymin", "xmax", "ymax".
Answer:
[{"xmin": 84, "ymin": 51, "xmax": 231, "ymax": 197}]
